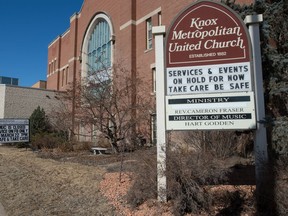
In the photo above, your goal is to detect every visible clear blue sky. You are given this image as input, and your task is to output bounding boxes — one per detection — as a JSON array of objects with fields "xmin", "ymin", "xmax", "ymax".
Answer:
[{"xmin": 0, "ymin": 0, "xmax": 83, "ymax": 87}]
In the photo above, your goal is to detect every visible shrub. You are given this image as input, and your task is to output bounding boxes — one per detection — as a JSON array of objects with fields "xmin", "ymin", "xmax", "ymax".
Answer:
[
  {"xmin": 166, "ymin": 149, "xmax": 230, "ymax": 215},
  {"xmin": 272, "ymin": 117, "xmax": 288, "ymax": 156},
  {"xmin": 28, "ymin": 106, "xmax": 70, "ymax": 151},
  {"xmin": 30, "ymin": 132, "xmax": 70, "ymax": 151},
  {"xmin": 126, "ymin": 147, "xmax": 231, "ymax": 215},
  {"xmin": 275, "ymin": 157, "xmax": 288, "ymax": 215},
  {"xmin": 15, "ymin": 142, "xmax": 30, "ymax": 149},
  {"xmin": 169, "ymin": 130, "xmax": 254, "ymax": 159},
  {"xmin": 72, "ymin": 141, "xmax": 93, "ymax": 151},
  {"xmin": 126, "ymin": 149, "xmax": 157, "ymax": 208},
  {"xmin": 29, "ymin": 106, "xmax": 52, "ymax": 136}
]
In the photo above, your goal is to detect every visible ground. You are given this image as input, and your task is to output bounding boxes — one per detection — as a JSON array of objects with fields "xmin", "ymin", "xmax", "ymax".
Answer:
[
  {"xmin": 0, "ymin": 146, "xmax": 115, "ymax": 216},
  {"xmin": 0, "ymin": 146, "xmax": 256, "ymax": 216}
]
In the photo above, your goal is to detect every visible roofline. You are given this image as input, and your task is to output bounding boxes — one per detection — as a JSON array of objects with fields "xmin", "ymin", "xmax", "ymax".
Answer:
[{"xmin": 47, "ymin": 0, "xmax": 83, "ymax": 48}]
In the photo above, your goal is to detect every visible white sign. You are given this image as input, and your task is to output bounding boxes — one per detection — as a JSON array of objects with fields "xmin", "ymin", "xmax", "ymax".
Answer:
[
  {"xmin": 167, "ymin": 62, "xmax": 251, "ymax": 95},
  {"xmin": 166, "ymin": 92, "xmax": 256, "ymax": 130},
  {"xmin": 0, "ymin": 119, "xmax": 30, "ymax": 143}
]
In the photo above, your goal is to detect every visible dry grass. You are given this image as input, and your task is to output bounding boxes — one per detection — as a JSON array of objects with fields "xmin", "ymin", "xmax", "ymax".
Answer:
[
  {"xmin": 1, "ymin": 145, "xmax": 285, "ymax": 216},
  {"xmin": 0, "ymin": 146, "xmax": 115, "ymax": 216}
]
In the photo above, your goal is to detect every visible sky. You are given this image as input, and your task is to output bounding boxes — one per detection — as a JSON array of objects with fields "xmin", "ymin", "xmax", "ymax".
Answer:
[{"xmin": 0, "ymin": 0, "xmax": 83, "ymax": 87}]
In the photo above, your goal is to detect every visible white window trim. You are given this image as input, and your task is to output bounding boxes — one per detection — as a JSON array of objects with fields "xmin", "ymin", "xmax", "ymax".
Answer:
[{"xmin": 81, "ymin": 13, "xmax": 114, "ymax": 81}]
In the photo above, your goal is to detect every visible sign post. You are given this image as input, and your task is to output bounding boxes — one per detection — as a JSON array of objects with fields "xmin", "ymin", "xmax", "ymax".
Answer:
[
  {"xmin": 244, "ymin": 14, "xmax": 268, "ymax": 202},
  {"xmin": 152, "ymin": 25, "xmax": 167, "ymax": 202}
]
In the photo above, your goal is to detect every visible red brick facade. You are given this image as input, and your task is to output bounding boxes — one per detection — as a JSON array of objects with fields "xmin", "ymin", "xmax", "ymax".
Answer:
[
  {"xmin": 47, "ymin": 0, "xmax": 253, "ymax": 141},
  {"xmin": 47, "ymin": 0, "xmax": 252, "ymax": 90}
]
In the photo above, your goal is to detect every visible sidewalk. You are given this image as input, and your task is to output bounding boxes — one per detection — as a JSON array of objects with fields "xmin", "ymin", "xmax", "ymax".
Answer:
[{"xmin": 0, "ymin": 202, "xmax": 7, "ymax": 216}]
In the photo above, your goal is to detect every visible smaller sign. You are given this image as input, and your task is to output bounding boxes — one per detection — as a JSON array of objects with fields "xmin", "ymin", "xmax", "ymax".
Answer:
[
  {"xmin": 0, "ymin": 119, "xmax": 30, "ymax": 143},
  {"xmin": 166, "ymin": 92, "xmax": 256, "ymax": 130}
]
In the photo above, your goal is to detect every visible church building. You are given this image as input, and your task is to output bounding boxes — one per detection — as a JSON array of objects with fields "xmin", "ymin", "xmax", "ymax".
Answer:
[{"xmin": 46, "ymin": 0, "xmax": 252, "ymax": 143}]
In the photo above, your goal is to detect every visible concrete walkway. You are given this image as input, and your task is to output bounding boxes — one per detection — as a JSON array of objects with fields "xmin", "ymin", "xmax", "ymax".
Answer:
[{"xmin": 0, "ymin": 202, "xmax": 7, "ymax": 216}]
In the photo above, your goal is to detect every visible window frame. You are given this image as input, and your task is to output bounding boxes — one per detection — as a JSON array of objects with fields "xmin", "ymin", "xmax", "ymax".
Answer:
[
  {"xmin": 146, "ymin": 18, "xmax": 153, "ymax": 50},
  {"xmin": 81, "ymin": 13, "xmax": 114, "ymax": 82}
]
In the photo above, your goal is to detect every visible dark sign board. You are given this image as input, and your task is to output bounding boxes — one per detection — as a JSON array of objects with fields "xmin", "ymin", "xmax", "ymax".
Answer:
[
  {"xmin": 166, "ymin": 0, "xmax": 251, "ymax": 67},
  {"xmin": 0, "ymin": 119, "xmax": 30, "ymax": 143}
]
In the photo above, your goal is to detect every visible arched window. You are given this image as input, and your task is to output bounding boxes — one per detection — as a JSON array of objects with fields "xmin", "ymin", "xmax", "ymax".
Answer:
[
  {"xmin": 87, "ymin": 19, "xmax": 111, "ymax": 71},
  {"xmin": 82, "ymin": 13, "xmax": 113, "ymax": 82}
]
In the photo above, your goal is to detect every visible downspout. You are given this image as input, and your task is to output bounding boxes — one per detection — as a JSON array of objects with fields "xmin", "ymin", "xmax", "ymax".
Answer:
[{"xmin": 71, "ymin": 14, "xmax": 79, "ymax": 139}]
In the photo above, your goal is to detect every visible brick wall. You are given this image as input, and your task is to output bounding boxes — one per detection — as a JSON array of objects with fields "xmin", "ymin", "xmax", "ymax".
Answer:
[
  {"xmin": 2, "ymin": 85, "xmax": 61, "ymax": 119},
  {"xmin": 47, "ymin": 0, "xmax": 253, "ymax": 93}
]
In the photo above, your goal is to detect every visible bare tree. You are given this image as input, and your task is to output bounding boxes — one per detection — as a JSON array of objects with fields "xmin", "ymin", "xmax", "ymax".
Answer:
[{"xmin": 50, "ymin": 60, "xmax": 153, "ymax": 153}]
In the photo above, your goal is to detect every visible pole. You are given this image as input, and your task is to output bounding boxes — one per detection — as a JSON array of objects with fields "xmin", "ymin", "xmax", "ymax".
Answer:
[
  {"xmin": 152, "ymin": 25, "xmax": 167, "ymax": 202},
  {"xmin": 244, "ymin": 14, "xmax": 269, "ymax": 203}
]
